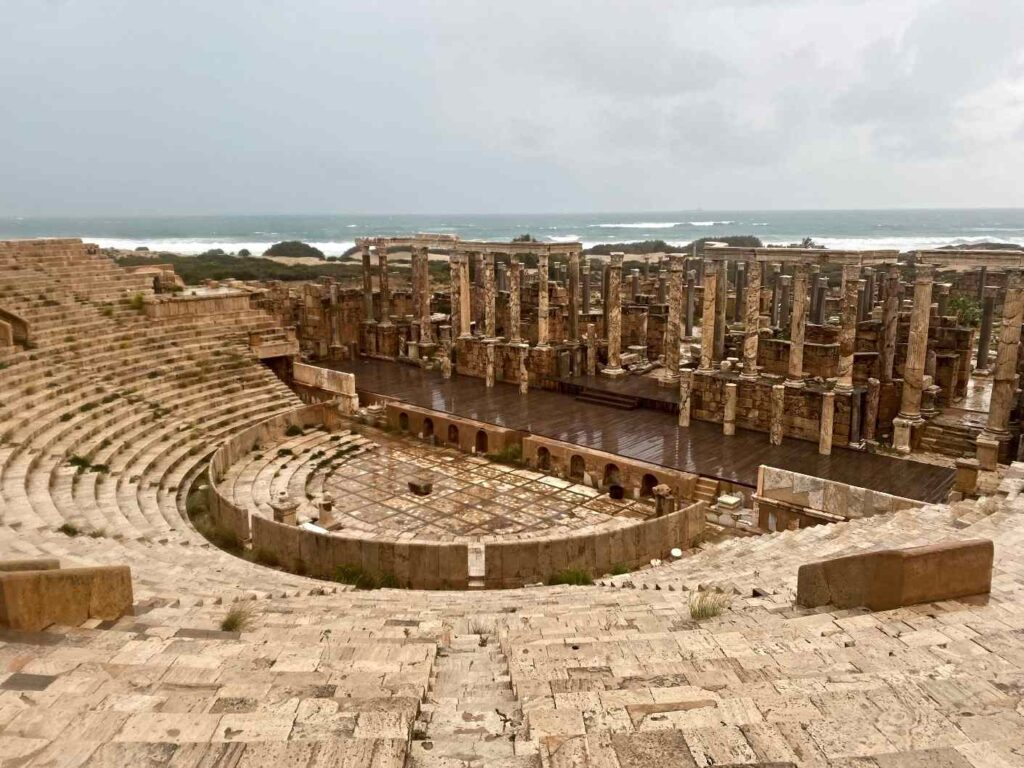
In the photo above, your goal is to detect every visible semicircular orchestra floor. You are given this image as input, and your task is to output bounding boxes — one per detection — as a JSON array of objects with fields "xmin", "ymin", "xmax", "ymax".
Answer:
[{"xmin": 228, "ymin": 422, "xmax": 660, "ymax": 543}]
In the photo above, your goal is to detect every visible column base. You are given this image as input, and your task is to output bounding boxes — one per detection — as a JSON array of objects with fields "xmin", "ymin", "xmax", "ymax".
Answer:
[
  {"xmin": 971, "ymin": 368, "xmax": 992, "ymax": 378},
  {"xmin": 892, "ymin": 415, "xmax": 922, "ymax": 454},
  {"xmin": 601, "ymin": 366, "xmax": 627, "ymax": 378},
  {"xmin": 784, "ymin": 377, "xmax": 806, "ymax": 389},
  {"xmin": 833, "ymin": 383, "xmax": 854, "ymax": 395},
  {"xmin": 657, "ymin": 370, "xmax": 680, "ymax": 387},
  {"xmin": 976, "ymin": 435, "xmax": 1000, "ymax": 471}
]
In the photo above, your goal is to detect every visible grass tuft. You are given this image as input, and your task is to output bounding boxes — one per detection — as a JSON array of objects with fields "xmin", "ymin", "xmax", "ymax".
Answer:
[
  {"xmin": 689, "ymin": 590, "xmax": 731, "ymax": 620},
  {"xmin": 220, "ymin": 603, "xmax": 255, "ymax": 633},
  {"xmin": 548, "ymin": 568, "xmax": 594, "ymax": 586}
]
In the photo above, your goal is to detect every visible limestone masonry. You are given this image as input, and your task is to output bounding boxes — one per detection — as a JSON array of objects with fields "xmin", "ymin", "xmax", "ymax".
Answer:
[{"xmin": 1, "ymin": 236, "xmax": 1024, "ymax": 766}]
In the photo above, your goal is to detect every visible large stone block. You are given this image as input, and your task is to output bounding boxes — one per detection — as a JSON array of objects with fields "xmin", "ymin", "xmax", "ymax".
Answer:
[
  {"xmin": 0, "ymin": 566, "xmax": 133, "ymax": 631},
  {"xmin": 797, "ymin": 539, "xmax": 993, "ymax": 611}
]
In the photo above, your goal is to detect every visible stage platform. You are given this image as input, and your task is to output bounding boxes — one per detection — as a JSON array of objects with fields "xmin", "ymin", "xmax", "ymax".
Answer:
[{"xmin": 330, "ymin": 358, "xmax": 955, "ymax": 503}]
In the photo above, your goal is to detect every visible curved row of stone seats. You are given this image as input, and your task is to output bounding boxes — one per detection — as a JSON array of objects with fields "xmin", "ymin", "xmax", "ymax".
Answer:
[{"xmin": 219, "ymin": 427, "xmax": 371, "ymax": 519}]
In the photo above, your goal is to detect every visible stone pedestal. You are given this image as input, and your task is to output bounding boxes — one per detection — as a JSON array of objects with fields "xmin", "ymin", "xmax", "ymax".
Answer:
[
  {"xmin": 769, "ymin": 384, "xmax": 785, "ymax": 446},
  {"xmin": 271, "ymin": 491, "xmax": 299, "ymax": 526},
  {"xmin": 723, "ymin": 382, "xmax": 737, "ymax": 436},
  {"xmin": 819, "ymin": 391, "xmax": 835, "ymax": 456},
  {"xmin": 653, "ymin": 484, "xmax": 677, "ymax": 518},
  {"xmin": 976, "ymin": 435, "xmax": 1000, "ymax": 471}
]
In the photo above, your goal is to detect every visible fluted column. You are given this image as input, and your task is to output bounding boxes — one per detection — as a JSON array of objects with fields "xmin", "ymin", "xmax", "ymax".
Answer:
[
  {"xmin": 741, "ymin": 261, "xmax": 761, "ymax": 380},
  {"xmin": 568, "ymin": 249, "xmax": 580, "ymax": 343},
  {"xmin": 699, "ymin": 259, "xmax": 718, "ymax": 371},
  {"xmin": 786, "ymin": 263, "xmax": 808, "ymax": 388},
  {"xmin": 582, "ymin": 260, "xmax": 591, "ymax": 312},
  {"xmin": 892, "ymin": 264, "xmax": 934, "ymax": 453},
  {"xmin": 714, "ymin": 259, "xmax": 727, "ymax": 361},
  {"xmin": 602, "ymin": 253, "xmax": 624, "ymax": 375},
  {"xmin": 536, "ymin": 253, "xmax": 549, "ymax": 347},
  {"xmin": 662, "ymin": 255, "xmax": 684, "ymax": 381},
  {"xmin": 835, "ymin": 264, "xmax": 860, "ymax": 393},
  {"xmin": 508, "ymin": 256, "xmax": 522, "ymax": 343},
  {"xmin": 483, "ymin": 253, "xmax": 496, "ymax": 338},
  {"xmin": 360, "ymin": 242, "xmax": 375, "ymax": 323},
  {"xmin": 976, "ymin": 286, "xmax": 996, "ymax": 373},
  {"xmin": 879, "ymin": 265, "xmax": 900, "ymax": 383},
  {"xmin": 375, "ymin": 238, "xmax": 391, "ymax": 326}
]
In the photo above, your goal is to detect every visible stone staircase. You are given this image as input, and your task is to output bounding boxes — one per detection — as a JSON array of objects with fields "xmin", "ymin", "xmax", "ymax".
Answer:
[
  {"xmin": 693, "ymin": 476, "xmax": 720, "ymax": 505},
  {"xmin": 919, "ymin": 417, "xmax": 984, "ymax": 458},
  {"xmin": 574, "ymin": 387, "xmax": 639, "ymax": 410}
]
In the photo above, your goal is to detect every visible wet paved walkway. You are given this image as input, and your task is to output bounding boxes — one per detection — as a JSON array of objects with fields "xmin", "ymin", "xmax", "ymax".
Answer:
[{"xmin": 332, "ymin": 358, "xmax": 955, "ymax": 503}]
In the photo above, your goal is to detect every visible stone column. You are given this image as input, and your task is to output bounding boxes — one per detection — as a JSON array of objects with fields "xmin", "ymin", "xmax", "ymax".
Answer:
[
  {"xmin": 819, "ymin": 391, "xmax": 835, "ymax": 456},
  {"xmin": 657, "ymin": 271, "xmax": 667, "ymax": 304},
  {"xmin": 733, "ymin": 262, "xmax": 746, "ymax": 323},
  {"xmin": 835, "ymin": 264, "xmax": 861, "ymax": 393},
  {"xmin": 741, "ymin": 261, "xmax": 761, "ymax": 380},
  {"xmin": 879, "ymin": 265, "xmax": 900, "ymax": 383},
  {"xmin": 508, "ymin": 256, "xmax": 522, "ymax": 343},
  {"xmin": 536, "ymin": 253, "xmax": 549, "ymax": 347},
  {"xmin": 978, "ymin": 270, "xmax": 1024, "ymax": 454},
  {"xmin": 518, "ymin": 345, "xmax": 529, "ymax": 394},
  {"xmin": 662, "ymin": 255, "xmax": 684, "ymax": 382},
  {"xmin": 714, "ymin": 259, "xmax": 727, "ymax": 361},
  {"xmin": 483, "ymin": 253, "xmax": 496, "ymax": 338},
  {"xmin": 786, "ymin": 263, "xmax": 808, "ymax": 388},
  {"xmin": 699, "ymin": 259, "xmax": 718, "ymax": 371},
  {"xmin": 375, "ymin": 239, "xmax": 391, "ymax": 326},
  {"xmin": 723, "ymin": 382, "xmax": 738, "ymax": 435},
  {"xmin": 585, "ymin": 323, "xmax": 597, "ymax": 376},
  {"xmin": 415, "ymin": 247, "xmax": 433, "ymax": 344},
  {"xmin": 360, "ymin": 242, "xmax": 375, "ymax": 322},
  {"xmin": 769, "ymin": 384, "xmax": 785, "ymax": 445},
  {"xmin": 862, "ymin": 268, "xmax": 876, "ymax": 319},
  {"xmin": 892, "ymin": 264, "xmax": 934, "ymax": 453},
  {"xmin": 582, "ymin": 260, "xmax": 592, "ymax": 312},
  {"xmin": 678, "ymin": 370, "xmax": 692, "ymax": 427},
  {"xmin": 977, "ymin": 266, "xmax": 987, "ymax": 302},
  {"xmin": 630, "ymin": 269, "xmax": 640, "ymax": 302},
  {"xmin": 976, "ymin": 286, "xmax": 996, "ymax": 373},
  {"xmin": 769, "ymin": 263, "xmax": 781, "ymax": 326},
  {"xmin": 863, "ymin": 377, "xmax": 880, "ymax": 442},
  {"xmin": 812, "ymin": 277, "xmax": 827, "ymax": 325},
  {"xmin": 568, "ymin": 249, "xmax": 580, "ymax": 343},
  {"xmin": 456, "ymin": 254, "xmax": 472, "ymax": 337},
  {"xmin": 602, "ymin": 253, "xmax": 624, "ymax": 376},
  {"xmin": 684, "ymin": 270, "xmax": 696, "ymax": 338},
  {"xmin": 778, "ymin": 275, "xmax": 793, "ymax": 330}
]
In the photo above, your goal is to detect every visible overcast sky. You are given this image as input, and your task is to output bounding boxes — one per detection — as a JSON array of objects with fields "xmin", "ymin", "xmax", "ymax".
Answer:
[{"xmin": 2, "ymin": 0, "xmax": 1023, "ymax": 215}]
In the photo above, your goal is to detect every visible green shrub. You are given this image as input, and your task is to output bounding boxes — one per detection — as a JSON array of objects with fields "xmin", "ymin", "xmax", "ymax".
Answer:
[
  {"xmin": 285, "ymin": 424, "xmax": 303, "ymax": 437},
  {"xmin": 263, "ymin": 240, "xmax": 325, "ymax": 260},
  {"xmin": 333, "ymin": 564, "xmax": 398, "ymax": 590},
  {"xmin": 487, "ymin": 444, "xmax": 523, "ymax": 467},
  {"xmin": 254, "ymin": 548, "xmax": 281, "ymax": 567},
  {"xmin": 129, "ymin": 293, "xmax": 145, "ymax": 312},
  {"xmin": 949, "ymin": 295, "xmax": 981, "ymax": 328},
  {"xmin": 548, "ymin": 568, "xmax": 594, "ymax": 586},
  {"xmin": 57, "ymin": 522, "xmax": 80, "ymax": 537},
  {"xmin": 277, "ymin": 448, "xmax": 294, "ymax": 458},
  {"xmin": 610, "ymin": 563, "xmax": 631, "ymax": 576}
]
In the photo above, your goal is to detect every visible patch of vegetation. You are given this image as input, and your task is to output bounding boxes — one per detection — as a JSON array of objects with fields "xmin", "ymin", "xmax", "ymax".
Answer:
[
  {"xmin": 57, "ymin": 522, "xmax": 80, "ymax": 537},
  {"xmin": 584, "ymin": 235, "xmax": 763, "ymax": 257},
  {"xmin": 129, "ymin": 293, "xmax": 145, "ymax": 312},
  {"xmin": 277, "ymin": 448, "xmax": 295, "ymax": 458},
  {"xmin": 689, "ymin": 590, "xmax": 731, "ymax": 620},
  {"xmin": 334, "ymin": 564, "xmax": 400, "ymax": 590},
  {"xmin": 548, "ymin": 568, "xmax": 594, "ymax": 586},
  {"xmin": 610, "ymin": 563, "xmax": 631, "ymax": 576},
  {"xmin": 253, "ymin": 548, "xmax": 281, "ymax": 567},
  {"xmin": 264, "ymin": 240, "xmax": 325, "ymax": 260},
  {"xmin": 114, "ymin": 253, "xmax": 362, "ymax": 285},
  {"xmin": 949, "ymin": 295, "xmax": 981, "ymax": 328},
  {"xmin": 220, "ymin": 602, "xmax": 255, "ymax": 632},
  {"xmin": 285, "ymin": 424, "xmax": 304, "ymax": 437},
  {"xmin": 486, "ymin": 444, "xmax": 523, "ymax": 467}
]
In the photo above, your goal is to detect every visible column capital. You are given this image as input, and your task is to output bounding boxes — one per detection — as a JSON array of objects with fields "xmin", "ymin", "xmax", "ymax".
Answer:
[{"xmin": 913, "ymin": 263, "xmax": 934, "ymax": 283}]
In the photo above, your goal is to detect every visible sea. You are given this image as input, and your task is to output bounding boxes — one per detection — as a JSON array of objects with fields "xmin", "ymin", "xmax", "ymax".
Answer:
[{"xmin": 2, "ymin": 209, "xmax": 1024, "ymax": 257}]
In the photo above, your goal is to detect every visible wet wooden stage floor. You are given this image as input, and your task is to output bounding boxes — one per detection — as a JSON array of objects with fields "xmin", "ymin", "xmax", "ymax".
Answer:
[{"xmin": 332, "ymin": 359, "xmax": 955, "ymax": 503}]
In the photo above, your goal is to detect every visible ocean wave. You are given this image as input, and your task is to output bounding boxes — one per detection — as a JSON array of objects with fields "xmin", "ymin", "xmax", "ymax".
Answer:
[
  {"xmin": 590, "ymin": 222, "xmax": 681, "ymax": 229},
  {"xmin": 688, "ymin": 220, "xmax": 734, "ymax": 226},
  {"xmin": 546, "ymin": 235, "xmax": 582, "ymax": 243},
  {"xmin": 750, "ymin": 222, "xmax": 770, "ymax": 226}
]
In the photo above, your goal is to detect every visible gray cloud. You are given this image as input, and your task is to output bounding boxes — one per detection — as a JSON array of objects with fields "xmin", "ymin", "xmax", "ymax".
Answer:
[{"xmin": 0, "ymin": 0, "xmax": 1022, "ymax": 214}]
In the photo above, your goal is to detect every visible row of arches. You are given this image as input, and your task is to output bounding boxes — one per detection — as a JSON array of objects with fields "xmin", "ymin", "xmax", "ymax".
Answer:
[
  {"xmin": 396, "ymin": 412, "xmax": 489, "ymax": 453},
  {"xmin": 533, "ymin": 446, "xmax": 660, "ymax": 497}
]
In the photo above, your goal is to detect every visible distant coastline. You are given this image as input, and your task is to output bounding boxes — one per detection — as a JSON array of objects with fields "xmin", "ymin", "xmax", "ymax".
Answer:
[{"xmin": 3, "ymin": 209, "xmax": 1024, "ymax": 256}]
